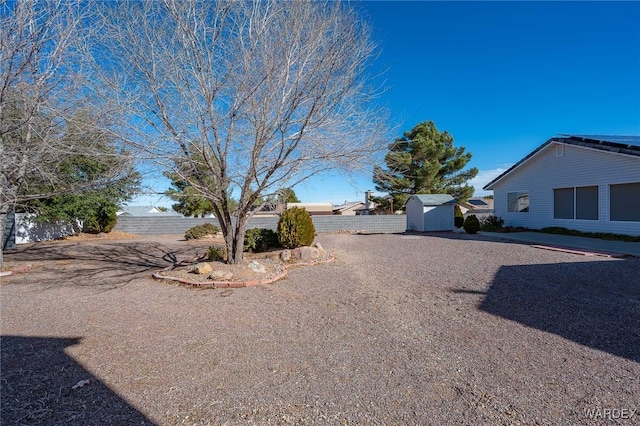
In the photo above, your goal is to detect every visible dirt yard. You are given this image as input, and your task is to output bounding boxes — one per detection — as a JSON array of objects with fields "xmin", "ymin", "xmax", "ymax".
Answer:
[{"xmin": 1, "ymin": 233, "xmax": 638, "ymax": 425}]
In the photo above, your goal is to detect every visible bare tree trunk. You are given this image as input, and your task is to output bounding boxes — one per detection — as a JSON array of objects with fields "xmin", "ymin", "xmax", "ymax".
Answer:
[
  {"xmin": 0, "ymin": 206, "xmax": 7, "ymax": 269},
  {"xmin": 218, "ymin": 209, "xmax": 249, "ymax": 264}
]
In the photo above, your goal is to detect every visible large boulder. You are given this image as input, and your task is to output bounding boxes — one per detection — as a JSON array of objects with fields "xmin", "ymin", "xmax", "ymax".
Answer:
[
  {"xmin": 290, "ymin": 246, "xmax": 320, "ymax": 262},
  {"xmin": 208, "ymin": 270, "xmax": 233, "ymax": 280},
  {"xmin": 190, "ymin": 262, "xmax": 213, "ymax": 275},
  {"xmin": 247, "ymin": 261, "xmax": 266, "ymax": 273},
  {"xmin": 279, "ymin": 249, "xmax": 292, "ymax": 262}
]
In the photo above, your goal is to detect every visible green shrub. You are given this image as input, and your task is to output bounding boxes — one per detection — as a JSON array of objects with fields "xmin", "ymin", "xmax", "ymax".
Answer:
[
  {"xmin": 83, "ymin": 204, "xmax": 117, "ymax": 233},
  {"xmin": 184, "ymin": 223, "xmax": 220, "ymax": 240},
  {"xmin": 277, "ymin": 207, "xmax": 315, "ymax": 249},
  {"xmin": 480, "ymin": 215, "xmax": 504, "ymax": 232},
  {"xmin": 539, "ymin": 227, "xmax": 640, "ymax": 243},
  {"xmin": 206, "ymin": 245, "xmax": 227, "ymax": 262},
  {"xmin": 463, "ymin": 215, "xmax": 480, "ymax": 234},
  {"xmin": 244, "ymin": 228, "xmax": 279, "ymax": 253},
  {"xmin": 454, "ymin": 205, "xmax": 464, "ymax": 228}
]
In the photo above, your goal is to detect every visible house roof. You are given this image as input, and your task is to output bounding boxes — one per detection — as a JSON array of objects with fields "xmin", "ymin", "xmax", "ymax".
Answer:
[
  {"xmin": 483, "ymin": 134, "xmax": 640, "ymax": 190},
  {"xmin": 333, "ymin": 201, "xmax": 364, "ymax": 212},
  {"xmin": 408, "ymin": 194, "xmax": 456, "ymax": 206},
  {"xmin": 460, "ymin": 197, "xmax": 494, "ymax": 211},
  {"xmin": 117, "ymin": 206, "xmax": 181, "ymax": 217},
  {"xmin": 467, "ymin": 198, "xmax": 489, "ymax": 207}
]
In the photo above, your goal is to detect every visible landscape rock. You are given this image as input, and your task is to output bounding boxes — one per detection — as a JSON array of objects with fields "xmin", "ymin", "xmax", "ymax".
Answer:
[
  {"xmin": 279, "ymin": 250, "xmax": 291, "ymax": 262},
  {"xmin": 247, "ymin": 261, "xmax": 266, "ymax": 273},
  {"xmin": 312, "ymin": 242, "xmax": 325, "ymax": 253},
  {"xmin": 190, "ymin": 262, "xmax": 213, "ymax": 275},
  {"xmin": 208, "ymin": 270, "xmax": 234, "ymax": 280},
  {"xmin": 291, "ymin": 246, "xmax": 320, "ymax": 261}
]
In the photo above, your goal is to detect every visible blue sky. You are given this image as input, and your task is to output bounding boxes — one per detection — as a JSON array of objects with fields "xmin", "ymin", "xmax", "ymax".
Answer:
[{"xmin": 132, "ymin": 1, "xmax": 640, "ymax": 207}]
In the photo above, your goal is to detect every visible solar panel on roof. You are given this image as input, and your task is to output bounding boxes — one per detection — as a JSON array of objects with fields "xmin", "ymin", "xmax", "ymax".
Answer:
[{"xmin": 562, "ymin": 134, "xmax": 640, "ymax": 147}]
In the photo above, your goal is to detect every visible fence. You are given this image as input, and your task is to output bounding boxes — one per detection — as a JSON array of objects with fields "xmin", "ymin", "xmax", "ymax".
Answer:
[{"xmin": 113, "ymin": 214, "xmax": 407, "ymax": 236}]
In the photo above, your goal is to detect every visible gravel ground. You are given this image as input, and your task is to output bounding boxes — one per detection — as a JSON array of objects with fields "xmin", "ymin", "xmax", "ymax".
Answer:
[{"xmin": 1, "ymin": 233, "xmax": 639, "ymax": 425}]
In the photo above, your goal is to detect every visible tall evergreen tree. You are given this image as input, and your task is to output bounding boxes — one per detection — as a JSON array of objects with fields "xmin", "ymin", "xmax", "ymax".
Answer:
[
  {"xmin": 373, "ymin": 121, "xmax": 478, "ymax": 208},
  {"xmin": 23, "ymin": 112, "xmax": 141, "ymax": 233}
]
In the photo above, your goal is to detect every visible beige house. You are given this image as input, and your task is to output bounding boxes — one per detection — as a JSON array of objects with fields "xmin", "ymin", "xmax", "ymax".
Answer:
[
  {"xmin": 332, "ymin": 201, "xmax": 379, "ymax": 215},
  {"xmin": 252, "ymin": 202, "xmax": 334, "ymax": 217}
]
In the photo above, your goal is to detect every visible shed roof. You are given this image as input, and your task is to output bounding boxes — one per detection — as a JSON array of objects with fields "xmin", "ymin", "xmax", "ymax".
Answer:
[
  {"xmin": 408, "ymin": 194, "xmax": 456, "ymax": 206},
  {"xmin": 483, "ymin": 134, "xmax": 640, "ymax": 190}
]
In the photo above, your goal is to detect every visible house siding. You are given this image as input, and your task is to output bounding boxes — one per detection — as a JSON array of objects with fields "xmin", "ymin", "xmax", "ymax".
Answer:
[{"xmin": 492, "ymin": 142, "xmax": 640, "ymax": 236}]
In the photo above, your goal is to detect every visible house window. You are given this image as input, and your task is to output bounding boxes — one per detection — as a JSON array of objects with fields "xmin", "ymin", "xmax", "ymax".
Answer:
[
  {"xmin": 554, "ymin": 186, "xmax": 598, "ymax": 220},
  {"xmin": 554, "ymin": 188, "xmax": 574, "ymax": 219},
  {"xmin": 507, "ymin": 191, "xmax": 529, "ymax": 212},
  {"xmin": 610, "ymin": 182, "xmax": 640, "ymax": 222},
  {"xmin": 576, "ymin": 186, "xmax": 598, "ymax": 220}
]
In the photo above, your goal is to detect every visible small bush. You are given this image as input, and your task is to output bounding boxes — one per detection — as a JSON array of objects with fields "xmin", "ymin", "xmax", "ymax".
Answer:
[
  {"xmin": 454, "ymin": 205, "xmax": 464, "ymax": 228},
  {"xmin": 244, "ymin": 228, "xmax": 279, "ymax": 253},
  {"xmin": 463, "ymin": 215, "xmax": 480, "ymax": 234},
  {"xmin": 480, "ymin": 215, "xmax": 504, "ymax": 232},
  {"xmin": 206, "ymin": 245, "xmax": 227, "ymax": 262},
  {"xmin": 277, "ymin": 207, "xmax": 315, "ymax": 249},
  {"xmin": 185, "ymin": 223, "xmax": 220, "ymax": 240}
]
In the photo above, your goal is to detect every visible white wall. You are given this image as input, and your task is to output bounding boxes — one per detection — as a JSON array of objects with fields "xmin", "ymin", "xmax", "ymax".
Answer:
[
  {"xmin": 492, "ymin": 143, "xmax": 640, "ymax": 236},
  {"xmin": 406, "ymin": 197, "xmax": 454, "ymax": 231},
  {"xmin": 15, "ymin": 214, "xmax": 82, "ymax": 244},
  {"xmin": 406, "ymin": 197, "xmax": 424, "ymax": 231},
  {"xmin": 424, "ymin": 205, "xmax": 455, "ymax": 231}
]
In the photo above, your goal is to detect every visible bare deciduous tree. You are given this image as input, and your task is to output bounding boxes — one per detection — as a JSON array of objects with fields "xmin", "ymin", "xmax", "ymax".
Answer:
[
  {"xmin": 90, "ymin": 0, "xmax": 388, "ymax": 263},
  {"xmin": 0, "ymin": 0, "xmax": 135, "ymax": 268}
]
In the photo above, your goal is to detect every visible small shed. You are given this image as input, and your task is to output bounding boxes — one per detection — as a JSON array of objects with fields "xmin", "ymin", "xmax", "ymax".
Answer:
[{"xmin": 406, "ymin": 194, "xmax": 456, "ymax": 232}]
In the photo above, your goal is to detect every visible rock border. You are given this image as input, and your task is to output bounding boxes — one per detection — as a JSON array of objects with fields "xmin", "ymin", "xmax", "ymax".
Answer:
[
  {"xmin": 0, "ymin": 264, "xmax": 33, "ymax": 277},
  {"xmin": 152, "ymin": 255, "xmax": 335, "ymax": 289}
]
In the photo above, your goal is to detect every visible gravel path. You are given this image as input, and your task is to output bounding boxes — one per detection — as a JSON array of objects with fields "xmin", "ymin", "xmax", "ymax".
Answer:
[{"xmin": 1, "ymin": 233, "xmax": 639, "ymax": 425}]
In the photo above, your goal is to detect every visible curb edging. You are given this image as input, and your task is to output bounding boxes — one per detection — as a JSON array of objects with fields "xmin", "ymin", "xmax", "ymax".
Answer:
[{"xmin": 152, "ymin": 255, "xmax": 335, "ymax": 289}]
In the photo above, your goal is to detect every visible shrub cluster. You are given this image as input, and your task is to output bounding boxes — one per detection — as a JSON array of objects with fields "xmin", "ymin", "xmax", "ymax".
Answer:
[
  {"xmin": 244, "ymin": 228, "xmax": 279, "ymax": 253},
  {"xmin": 184, "ymin": 223, "xmax": 220, "ymax": 240},
  {"xmin": 480, "ymin": 215, "xmax": 504, "ymax": 232},
  {"xmin": 83, "ymin": 204, "xmax": 117, "ymax": 234},
  {"xmin": 277, "ymin": 207, "xmax": 315, "ymax": 249},
  {"xmin": 206, "ymin": 245, "xmax": 227, "ymax": 262},
  {"xmin": 540, "ymin": 227, "xmax": 640, "ymax": 243},
  {"xmin": 463, "ymin": 215, "xmax": 480, "ymax": 234}
]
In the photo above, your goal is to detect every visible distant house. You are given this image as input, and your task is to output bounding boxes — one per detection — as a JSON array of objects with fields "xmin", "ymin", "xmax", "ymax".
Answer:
[
  {"xmin": 483, "ymin": 134, "xmax": 640, "ymax": 236},
  {"xmin": 116, "ymin": 206, "xmax": 182, "ymax": 217},
  {"xmin": 286, "ymin": 202, "xmax": 333, "ymax": 216},
  {"xmin": 332, "ymin": 200, "xmax": 379, "ymax": 216},
  {"xmin": 253, "ymin": 202, "xmax": 334, "ymax": 217},
  {"xmin": 406, "ymin": 194, "xmax": 457, "ymax": 232},
  {"xmin": 459, "ymin": 197, "xmax": 494, "ymax": 219}
]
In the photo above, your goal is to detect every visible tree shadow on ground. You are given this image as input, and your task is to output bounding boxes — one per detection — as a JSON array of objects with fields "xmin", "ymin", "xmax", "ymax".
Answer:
[
  {"xmin": 1, "ymin": 335, "xmax": 156, "ymax": 425},
  {"xmin": 454, "ymin": 259, "xmax": 640, "ymax": 363},
  {"xmin": 3, "ymin": 241, "xmax": 204, "ymax": 290}
]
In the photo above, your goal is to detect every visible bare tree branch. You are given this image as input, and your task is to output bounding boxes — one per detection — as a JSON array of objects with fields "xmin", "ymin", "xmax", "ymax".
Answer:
[{"xmin": 88, "ymin": 0, "xmax": 389, "ymax": 263}]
